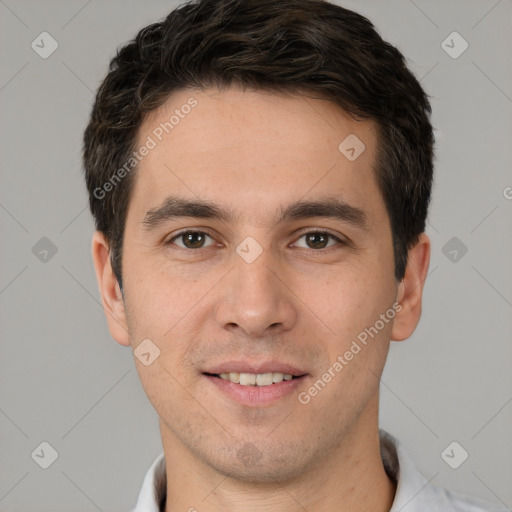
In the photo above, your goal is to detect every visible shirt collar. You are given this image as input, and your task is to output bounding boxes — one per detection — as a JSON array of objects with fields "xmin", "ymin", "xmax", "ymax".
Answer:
[{"xmin": 131, "ymin": 429, "xmax": 477, "ymax": 512}]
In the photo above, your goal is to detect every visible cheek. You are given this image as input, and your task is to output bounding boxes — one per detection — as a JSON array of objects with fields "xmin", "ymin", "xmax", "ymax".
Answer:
[
  {"xmin": 122, "ymin": 252, "xmax": 196, "ymax": 337},
  {"xmin": 304, "ymin": 264, "xmax": 396, "ymax": 400},
  {"xmin": 302, "ymin": 270, "xmax": 394, "ymax": 415},
  {"xmin": 122, "ymin": 255, "xmax": 207, "ymax": 375},
  {"xmin": 306, "ymin": 266, "xmax": 387, "ymax": 338}
]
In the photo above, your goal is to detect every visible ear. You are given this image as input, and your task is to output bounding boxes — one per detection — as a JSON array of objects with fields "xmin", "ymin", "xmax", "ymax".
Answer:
[
  {"xmin": 391, "ymin": 233, "xmax": 431, "ymax": 341},
  {"xmin": 91, "ymin": 231, "xmax": 131, "ymax": 347}
]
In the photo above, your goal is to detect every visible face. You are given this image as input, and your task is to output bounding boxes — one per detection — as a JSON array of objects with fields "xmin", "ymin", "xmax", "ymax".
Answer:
[{"xmin": 96, "ymin": 86, "xmax": 415, "ymax": 483}]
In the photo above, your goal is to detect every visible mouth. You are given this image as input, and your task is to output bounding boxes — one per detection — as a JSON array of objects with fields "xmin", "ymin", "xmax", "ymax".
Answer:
[
  {"xmin": 203, "ymin": 371, "xmax": 304, "ymax": 387},
  {"xmin": 202, "ymin": 362, "xmax": 309, "ymax": 405}
]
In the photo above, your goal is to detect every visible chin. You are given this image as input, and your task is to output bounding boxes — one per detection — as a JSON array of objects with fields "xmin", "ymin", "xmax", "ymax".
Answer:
[
  {"xmin": 215, "ymin": 459, "xmax": 303, "ymax": 485},
  {"xmin": 203, "ymin": 439, "xmax": 309, "ymax": 484}
]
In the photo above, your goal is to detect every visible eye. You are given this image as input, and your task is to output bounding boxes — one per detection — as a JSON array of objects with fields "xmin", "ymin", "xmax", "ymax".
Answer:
[
  {"xmin": 167, "ymin": 230, "xmax": 216, "ymax": 249},
  {"xmin": 293, "ymin": 231, "xmax": 344, "ymax": 250}
]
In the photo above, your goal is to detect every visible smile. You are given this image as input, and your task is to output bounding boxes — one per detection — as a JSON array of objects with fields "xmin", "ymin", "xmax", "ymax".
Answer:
[
  {"xmin": 211, "ymin": 372, "xmax": 298, "ymax": 386},
  {"xmin": 203, "ymin": 372, "xmax": 308, "ymax": 406}
]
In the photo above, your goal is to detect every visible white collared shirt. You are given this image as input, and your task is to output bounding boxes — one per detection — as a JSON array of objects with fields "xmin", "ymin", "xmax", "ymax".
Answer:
[{"xmin": 131, "ymin": 429, "xmax": 507, "ymax": 512}]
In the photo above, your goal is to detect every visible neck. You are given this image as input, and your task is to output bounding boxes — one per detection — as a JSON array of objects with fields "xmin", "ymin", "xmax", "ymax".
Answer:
[{"xmin": 161, "ymin": 396, "xmax": 396, "ymax": 512}]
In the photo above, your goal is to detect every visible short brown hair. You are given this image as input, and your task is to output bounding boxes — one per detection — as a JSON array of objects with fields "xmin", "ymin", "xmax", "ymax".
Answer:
[{"xmin": 83, "ymin": 0, "xmax": 434, "ymax": 289}]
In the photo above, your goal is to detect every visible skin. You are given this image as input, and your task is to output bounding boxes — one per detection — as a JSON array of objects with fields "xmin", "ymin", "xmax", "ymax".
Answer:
[{"xmin": 92, "ymin": 86, "xmax": 430, "ymax": 512}]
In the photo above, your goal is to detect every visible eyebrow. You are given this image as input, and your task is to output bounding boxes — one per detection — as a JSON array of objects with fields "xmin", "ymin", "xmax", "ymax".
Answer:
[{"xmin": 142, "ymin": 195, "xmax": 369, "ymax": 232}]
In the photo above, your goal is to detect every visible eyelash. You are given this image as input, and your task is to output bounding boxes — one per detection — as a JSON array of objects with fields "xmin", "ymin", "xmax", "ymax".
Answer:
[{"xmin": 165, "ymin": 229, "xmax": 347, "ymax": 253}]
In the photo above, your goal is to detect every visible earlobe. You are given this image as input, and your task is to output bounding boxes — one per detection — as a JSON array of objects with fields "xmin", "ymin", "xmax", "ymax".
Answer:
[
  {"xmin": 91, "ymin": 231, "xmax": 131, "ymax": 347},
  {"xmin": 390, "ymin": 233, "xmax": 431, "ymax": 342}
]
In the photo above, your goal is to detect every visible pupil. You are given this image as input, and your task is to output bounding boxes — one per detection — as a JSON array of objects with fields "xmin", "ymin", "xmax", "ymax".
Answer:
[
  {"xmin": 307, "ymin": 233, "xmax": 327, "ymax": 249},
  {"xmin": 184, "ymin": 232, "xmax": 204, "ymax": 248}
]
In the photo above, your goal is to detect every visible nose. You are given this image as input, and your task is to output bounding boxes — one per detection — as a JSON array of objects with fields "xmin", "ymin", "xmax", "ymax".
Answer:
[{"xmin": 214, "ymin": 246, "xmax": 298, "ymax": 339}]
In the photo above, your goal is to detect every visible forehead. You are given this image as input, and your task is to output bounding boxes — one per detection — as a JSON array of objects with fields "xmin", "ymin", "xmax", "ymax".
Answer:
[{"xmin": 128, "ymin": 86, "xmax": 385, "ymax": 228}]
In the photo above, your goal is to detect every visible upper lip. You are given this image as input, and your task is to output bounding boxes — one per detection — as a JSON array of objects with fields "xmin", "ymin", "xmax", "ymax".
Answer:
[{"xmin": 204, "ymin": 360, "xmax": 308, "ymax": 377}]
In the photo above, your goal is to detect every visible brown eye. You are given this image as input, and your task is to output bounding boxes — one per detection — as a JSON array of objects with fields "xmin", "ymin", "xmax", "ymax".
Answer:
[
  {"xmin": 305, "ymin": 232, "xmax": 329, "ymax": 249},
  {"xmin": 294, "ymin": 231, "xmax": 342, "ymax": 250},
  {"xmin": 168, "ymin": 231, "xmax": 215, "ymax": 249}
]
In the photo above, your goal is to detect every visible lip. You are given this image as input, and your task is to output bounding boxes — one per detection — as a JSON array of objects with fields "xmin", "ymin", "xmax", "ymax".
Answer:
[
  {"xmin": 203, "ymin": 373, "xmax": 308, "ymax": 406},
  {"xmin": 203, "ymin": 360, "xmax": 307, "ymax": 376}
]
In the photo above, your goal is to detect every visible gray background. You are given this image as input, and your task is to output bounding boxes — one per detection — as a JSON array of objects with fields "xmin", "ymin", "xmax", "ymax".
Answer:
[{"xmin": 1, "ymin": 0, "xmax": 511, "ymax": 510}]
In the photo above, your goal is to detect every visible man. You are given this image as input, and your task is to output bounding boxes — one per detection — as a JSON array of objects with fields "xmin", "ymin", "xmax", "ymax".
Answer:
[{"xmin": 83, "ymin": 0, "xmax": 506, "ymax": 510}]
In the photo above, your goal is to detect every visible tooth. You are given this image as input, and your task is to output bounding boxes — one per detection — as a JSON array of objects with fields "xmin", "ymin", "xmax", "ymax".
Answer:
[
  {"xmin": 239, "ymin": 373, "xmax": 256, "ymax": 386},
  {"xmin": 256, "ymin": 373, "xmax": 273, "ymax": 386},
  {"xmin": 229, "ymin": 372, "xmax": 240, "ymax": 383},
  {"xmin": 216, "ymin": 371, "xmax": 297, "ymax": 386}
]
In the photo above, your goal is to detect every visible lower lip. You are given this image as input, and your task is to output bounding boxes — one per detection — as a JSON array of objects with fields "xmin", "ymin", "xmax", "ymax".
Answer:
[{"xmin": 204, "ymin": 374, "xmax": 307, "ymax": 406}]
